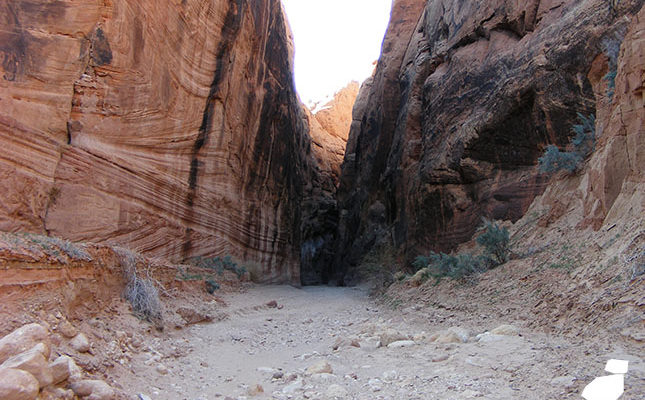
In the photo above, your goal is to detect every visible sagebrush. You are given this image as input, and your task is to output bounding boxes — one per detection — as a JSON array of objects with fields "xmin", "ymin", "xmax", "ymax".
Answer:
[
  {"xmin": 539, "ymin": 113, "xmax": 595, "ymax": 174},
  {"xmin": 115, "ymin": 247, "xmax": 163, "ymax": 326}
]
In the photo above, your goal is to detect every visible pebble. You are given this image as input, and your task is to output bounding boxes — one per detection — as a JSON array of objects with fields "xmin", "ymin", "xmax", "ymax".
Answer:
[{"xmin": 387, "ymin": 340, "xmax": 415, "ymax": 349}]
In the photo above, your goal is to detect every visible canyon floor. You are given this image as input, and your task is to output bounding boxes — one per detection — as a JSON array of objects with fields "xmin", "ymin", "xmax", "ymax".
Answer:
[{"xmin": 110, "ymin": 284, "xmax": 643, "ymax": 400}]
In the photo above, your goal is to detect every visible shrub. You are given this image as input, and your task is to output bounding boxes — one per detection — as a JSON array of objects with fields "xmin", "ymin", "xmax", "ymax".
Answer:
[
  {"xmin": 538, "ymin": 113, "xmax": 595, "ymax": 174},
  {"xmin": 601, "ymin": 30, "xmax": 624, "ymax": 100},
  {"xmin": 413, "ymin": 252, "xmax": 485, "ymax": 282},
  {"xmin": 189, "ymin": 255, "xmax": 247, "ymax": 278},
  {"xmin": 115, "ymin": 247, "xmax": 163, "ymax": 327},
  {"xmin": 205, "ymin": 278, "xmax": 220, "ymax": 294},
  {"xmin": 476, "ymin": 219, "xmax": 511, "ymax": 266}
]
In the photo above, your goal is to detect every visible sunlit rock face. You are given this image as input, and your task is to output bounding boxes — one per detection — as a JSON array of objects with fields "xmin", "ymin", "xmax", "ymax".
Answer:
[
  {"xmin": 0, "ymin": 0, "xmax": 319, "ymax": 283},
  {"xmin": 334, "ymin": 0, "xmax": 644, "ymax": 282}
]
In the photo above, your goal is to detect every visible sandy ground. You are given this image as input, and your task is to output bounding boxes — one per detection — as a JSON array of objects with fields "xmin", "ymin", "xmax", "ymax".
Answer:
[{"xmin": 114, "ymin": 284, "xmax": 644, "ymax": 400}]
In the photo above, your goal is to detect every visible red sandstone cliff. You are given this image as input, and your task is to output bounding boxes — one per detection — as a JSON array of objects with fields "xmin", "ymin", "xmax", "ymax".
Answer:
[
  {"xmin": 0, "ymin": 0, "xmax": 321, "ymax": 283},
  {"xmin": 335, "ymin": 0, "xmax": 644, "ymax": 281}
]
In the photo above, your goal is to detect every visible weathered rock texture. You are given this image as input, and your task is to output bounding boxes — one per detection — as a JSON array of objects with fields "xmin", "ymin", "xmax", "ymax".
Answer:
[
  {"xmin": 300, "ymin": 83, "xmax": 358, "ymax": 284},
  {"xmin": 0, "ymin": 0, "xmax": 318, "ymax": 283},
  {"xmin": 335, "ymin": 0, "xmax": 644, "ymax": 281}
]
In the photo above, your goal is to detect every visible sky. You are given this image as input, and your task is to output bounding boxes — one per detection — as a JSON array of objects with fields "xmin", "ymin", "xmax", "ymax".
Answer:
[{"xmin": 281, "ymin": 0, "xmax": 393, "ymax": 106}]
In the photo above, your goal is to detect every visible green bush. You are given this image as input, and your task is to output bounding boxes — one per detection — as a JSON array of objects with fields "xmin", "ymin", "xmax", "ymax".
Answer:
[
  {"xmin": 205, "ymin": 278, "xmax": 220, "ymax": 294},
  {"xmin": 358, "ymin": 244, "xmax": 400, "ymax": 293},
  {"xmin": 476, "ymin": 219, "xmax": 511, "ymax": 266},
  {"xmin": 189, "ymin": 255, "xmax": 247, "ymax": 279},
  {"xmin": 538, "ymin": 113, "xmax": 595, "ymax": 174},
  {"xmin": 413, "ymin": 252, "xmax": 485, "ymax": 282}
]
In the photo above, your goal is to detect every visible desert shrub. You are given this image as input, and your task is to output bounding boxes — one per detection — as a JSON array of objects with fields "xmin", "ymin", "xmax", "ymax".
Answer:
[
  {"xmin": 124, "ymin": 277, "xmax": 163, "ymax": 324},
  {"xmin": 115, "ymin": 247, "xmax": 163, "ymax": 326},
  {"xmin": 205, "ymin": 278, "xmax": 220, "ymax": 294},
  {"xmin": 476, "ymin": 219, "xmax": 511, "ymax": 266},
  {"xmin": 413, "ymin": 252, "xmax": 485, "ymax": 282},
  {"xmin": 539, "ymin": 113, "xmax": 596, "ymax": 174},
  {"xmin": 189, "ymin": 255, "xmax": 247, "ymax": 278},
  {"xmin": 601, "ymin": 30, "xmax": 624, "ymax": 100}
]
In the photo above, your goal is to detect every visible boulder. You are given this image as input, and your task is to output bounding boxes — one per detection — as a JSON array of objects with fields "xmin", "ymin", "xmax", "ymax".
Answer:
[
  {"xmin": 50, "ymin": 355, "xmax": 81, "ymax": 384},
  {"xmin": 1, "ymin": 345, "xmax": 53, "ymax": 388},
  {"xmin": 69, "ymin": 333, "xmax": 90, "ymax": 353},
  {"xmin": 69, "ymin": 379, "xmax": 115, "ymax": 400},
  {"xmin": 0, "ymin": 324, "xmax": 50, "ymax": 364},
  {"xmin": 0, "ymin": 368, "xmax": 39, "ymax": 400}
]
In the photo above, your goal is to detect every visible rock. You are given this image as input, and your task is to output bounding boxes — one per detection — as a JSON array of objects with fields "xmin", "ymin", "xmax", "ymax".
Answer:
[
  {"xmin": 265, "ymin": 300, "xmax": 278, "ymax": 308},
  {"xmin": 0, "ymin": 324, "xmax": 50, "ymax": 364},
  {"xmin": 40, "ymin": 387, "xmax": 75, "ymax": 400},
  {"xmin": 378, "ymin": 329, "xmax": 408, "ymax": 347},
  {"xmin": 282, "ymin": 379, "xmax": 303, "ymax": 394},
  {"xmin": 333, "ymin": 0, "xmax": 644, "ymax": 280},
  {"xmin": 0, "ymin": 0, "xmax": 331, "ymax": 286},
  {"xmin": 156, "ymin": 364, "xmax": 169, "ymax": 375},
  {"xmin": 382, "ymin": 370, "xmax": 398, "ymax": 382},
  {"xmin": 387, "ymin": 340, "xmax": 416, "ymax": 349},
  {"xmin": 69, "ymin": 333, "xmax": 90, "ymax": 353},
  {"xmin": 138, "ymin": 395, "xmax": 153, "ymax": 400},
  {"xmin": 272, "ymin": 371, "xmax": 284, "ymax": 380},
  {"xmin": 368, "ymin": 378, "xmax": 383, "ymax": 392},
  {"xmin": 325, "ymin": 384, "xmax": 348, "ymax": 398},
  {"xmin": 409, "ymin": 268, "xmax": 429, "ymax": 286},
  {"xmin": 50, "ymin": 356, "xmax": 70, "ymax": 384},
  {"xmin": 247, "ymin": 384, "xmax": 264, "ymax": 396},
  {"xmin": 0, "ymin": 368, "xmax": 39, "ymax": 400},
  {"xmin": 490, "ymin": 324, "xmax": 519, "ymax": 336},
  {"xmin": 432, "ymin": 354, "xmax": 450, "ymax": 363},
  {"xmin": 359, "ymin": 337, "xmax": 381, "ymax": 352},
  {"xmin": 1, "ymin": 345, "xmax": 53, "ymax": 388},
  {"xmin": 175, "ymin": 308, "xmax": 213, "ymax": 325},
  {"xmin": 306, "ymin": 360, "xmax": 333, "ymax": 375},
  {"xmin": 429, "ymin": 327, "xmax": 470, "ymax": 344},
  {"xmin": 69, "ymin": 380, "xmax": 115, "ymax": 400},
  {"xmin": 550, "ymin": 375, "xmax": 576, "ymax": 388},
  {"xmin": 58, "ymin": 321, "xmax": 78, "ymax": 339},
  {"xmin": 476, "ymin": 333, "xmax": 506, "ymax": 343}
]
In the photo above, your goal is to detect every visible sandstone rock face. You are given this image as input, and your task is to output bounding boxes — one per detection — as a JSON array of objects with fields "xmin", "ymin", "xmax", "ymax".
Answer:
[
  {"xmin": 335, "ymin": 0, "xmax": 644, "ymax": 281},
  {"xmin": 300, "ymin": 83, "xmax": 358, "ymax": 284},
  {"xmin": 0, "ymin": 0, "xmax": 317, "ymax": 283}
]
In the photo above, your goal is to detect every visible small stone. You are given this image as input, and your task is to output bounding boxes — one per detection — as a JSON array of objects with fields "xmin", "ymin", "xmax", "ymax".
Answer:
[
  {"xmin": 387, "ymin": 340, "xmax": 415, "ymax": 349},
  {"xmin": 359, "ymin": 337, "xmax": 381, "ymax": 352},
  {"xmin": 368, "ymin": 378, "xmax": 382, "ymax": 392},
  {"xmin": 69, "ymin": 379, "xmax": 115, "ymax": 400},
  {"xmin": 550, "ymin": 375, "xmax": 576, "ymax": 388},
  {"xmin": 1, "ymin": 345, "xmax": 53, "ymax": 388},
  {"xmin": 0, "ymin": 368, "xmax": 39, "ymax": 400},
  {"xmin": 489, "ymin": 324, "xmax": 519, "ymax": 336},
  {"xmin": 272, "ymin": 371, "xmax": 284, "ymax": 379},
  {"xmin": 266, "ymin": 300, "xmax": 278, "ymax": 308},
  {"xmin": 382, "ymin": 370, "xmax": 398, "ymax": 382},
  {"xmin": 138, "ymin": 395, "xmax": 153, "ymax": 400},
  {"xmin": 432, "ymin": 354, "xmax": 449, "ymax": 362},
  {"xmin": 156, "ymin": 364, "xmax": 169, "ymax": 375},
  {"xmin": 40, "ymin": 386, "xmax": 75, "ymax": 400},
  {"xmin": 175, "ymin": 307, "xmax": 213, "ymax": 325},
  {"xmin": 282, "ymin": 379, "xmax": 303, "ymax": 394},
  {"xmin": 429, "ymin": 327, "xmax": 469, "ymax": 344},
  {"xmin": 378, "ymin": 329, "xmax": 407, "ymax": 347},
  {"xmin": 476, "ymin": 333, "xmax": 505, "ymax": 343},
  {"xmin": 326, "ymin": 384, "xmax": 348, "ymax": 398},
  {"xmin": 58, "ymin": 321, "xmax": 78, "ymax": 339},
  {"xmin": 247, "ymin": 384, "xmax": 264, "ymax": 396},
  {"xmin": 0, "ymin": 324, "xmax": 51, "ymax": 364},
  {"xmin": 69, "ymin": 333, "xmax": 90, "ymax": 353},
  {"xmin": 306, "ymin": 360, "xmax": 332, "ymax": 375}
]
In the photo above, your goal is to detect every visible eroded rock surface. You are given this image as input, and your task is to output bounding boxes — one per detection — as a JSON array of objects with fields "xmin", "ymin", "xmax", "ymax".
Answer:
[
  {"xmin": 335, "ymin": 0, "xmax": 644, "ymax": 281},
  {"xmin": 0, "ymin": 0, "xmax": 322, "ymax": 283}
]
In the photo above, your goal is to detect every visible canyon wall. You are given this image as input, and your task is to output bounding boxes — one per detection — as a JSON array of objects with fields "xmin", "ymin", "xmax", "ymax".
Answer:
[
  {"xmin": 335, "ymin": 0, "xmax": 644, "ymax": 282},
  {"xmin": 0, "ymin": 0, "xmax": 321, "ymax": 283}
]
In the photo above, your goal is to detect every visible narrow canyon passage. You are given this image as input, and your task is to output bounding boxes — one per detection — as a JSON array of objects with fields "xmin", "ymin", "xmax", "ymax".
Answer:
[{"xmin": 115, "ymin": 285, "xmax": 643, "ymax": 400}]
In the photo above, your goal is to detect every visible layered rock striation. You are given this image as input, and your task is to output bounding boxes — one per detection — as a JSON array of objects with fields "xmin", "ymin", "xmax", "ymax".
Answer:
[
  {"xmin": 0, "ymin": 0, "xmax": 321, "ymax": 283},
  {"xmin": 335, "ymin": 0, "xmax": 644, "ymax": 281}
]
